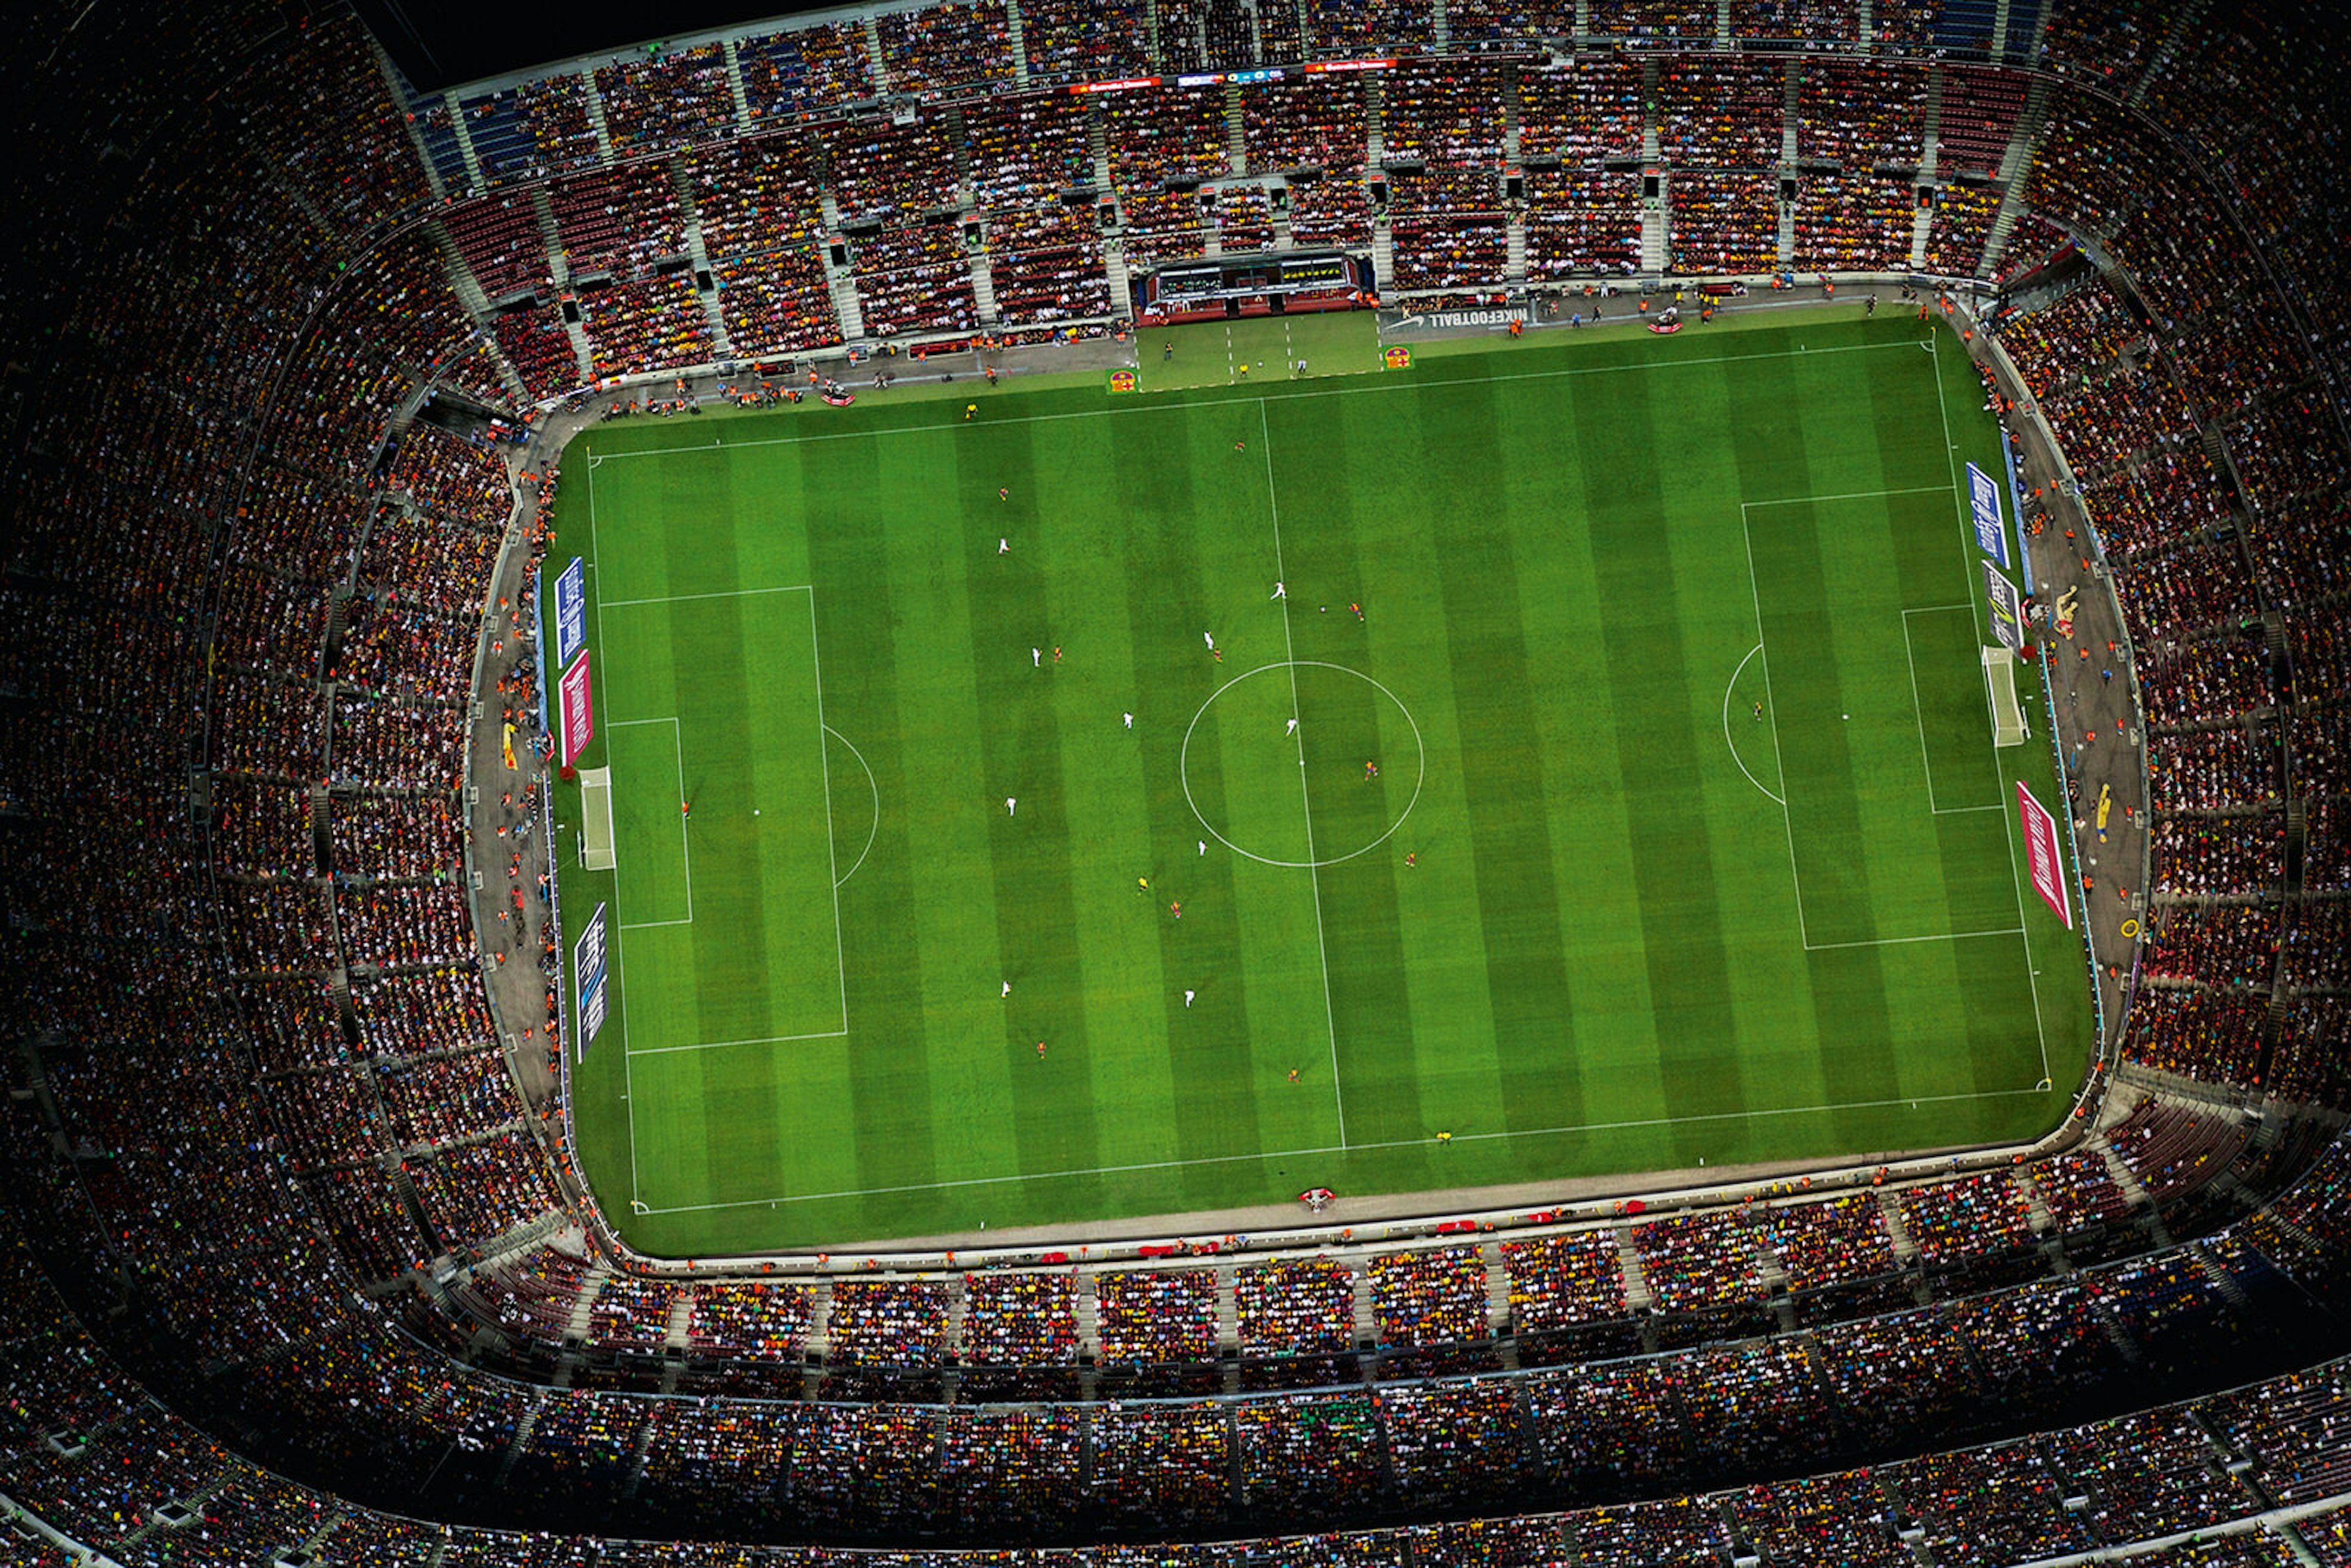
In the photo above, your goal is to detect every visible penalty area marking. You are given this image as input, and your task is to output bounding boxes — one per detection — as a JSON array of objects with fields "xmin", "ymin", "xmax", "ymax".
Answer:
[
  {"xmin": 1901, "ymin": 605, "xmax": 2006, "ymax": 816},
  {"xmin": 609, "ymin": 715, "xmax": 694, "ymax": 930},
  {"xmin": 569, "ymin": 479, "xmax": 853, "ymax": 1071},
  {"xmin": 825, "ymin": 724, "xmax": 879, "ymax": 888},
  {"xmin": 1721, "ymin": 644, "xmax": 1783, "ymax": 806},
  {"xmin": 1738, "ymin": 490, "xmax": 2028, "ymax": 955}
]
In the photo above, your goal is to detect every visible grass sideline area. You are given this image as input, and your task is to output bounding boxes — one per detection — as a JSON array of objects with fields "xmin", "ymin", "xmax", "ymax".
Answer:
[{"xmin": 549, "ymin": 309, "xmax": 2093, "ymax": 1257}]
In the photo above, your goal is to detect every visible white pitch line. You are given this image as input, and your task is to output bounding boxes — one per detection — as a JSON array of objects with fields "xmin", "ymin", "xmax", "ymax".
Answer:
[
  {"xmin": 1804, "ymin": 928, "xmax": 2025, "ymax": 952},
  {"xmin": 672, "ymin": 718, "xmax": 693, "ymax": 925},
  {"xmin": 1262, "ymin": 397, "xmax": 1348, "ymax": 1149},
  {"xmin": 1738, "ymin": 504, "xmax": 1811, "ymax": 948},
  {"xmin": 1902, "ymin": 607, "xmax": 1958, "ymax": 814},
  {"xmin": 1928, "ymin": 330, "xmax": 2053, "ymax": 1086},
  {"xmin": 586, "ymin": 340, "xmax": 1930, "ymax": 462},
  {"xmin": 1721, "ymin": 643, "xmax": 1784, "ymax": 806},
  {"xmin": 807, "ymin": 585, "xmax": 852, "ymax": 1036},
  {"xmin": 636, "ymin": 1084, "xmax": 2056, "ymax": 1214},
  {"xmin": 586, "ymin": 457, "xmax": 642, "ymax": 1210},
  {"xmin": 1743, "ymin": 484, "xmax": 1954, "ymax": 507},
  {"xmin": 602, "ymin": 583, "xmax": 814, "ymax": 609},
  {"xmin": 629, "ymin": 1027, "xmax": 852, "ymax": 1058}
]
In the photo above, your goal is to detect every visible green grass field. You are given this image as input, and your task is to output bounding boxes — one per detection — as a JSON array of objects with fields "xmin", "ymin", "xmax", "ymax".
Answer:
[{"xmin": 550, "ymin": 309, "xmax": 2093, "ymax": 1258}]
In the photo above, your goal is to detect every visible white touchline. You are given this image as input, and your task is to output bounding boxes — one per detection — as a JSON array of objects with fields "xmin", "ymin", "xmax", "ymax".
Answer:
[
  {"xmin": 1927, "ymin": 332, "xmax": 2053, "ymax": 1086},
  {"xmin": 639, "ymin": 1085, "xmax": 2056, "ymax": 1214},
  {"xmin": 588, "ymin": 341, "xmax": 1930, "ymax": 463},
  {"xmin": 587, "ymin": 459, "xmax": 642, "ymax": 1209}
]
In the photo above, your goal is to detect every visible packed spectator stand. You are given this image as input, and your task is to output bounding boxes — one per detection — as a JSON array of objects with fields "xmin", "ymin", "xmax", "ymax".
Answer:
[{"xmin": 4, "ymin": 0, "xmax": 2351, "ymax": 1559}]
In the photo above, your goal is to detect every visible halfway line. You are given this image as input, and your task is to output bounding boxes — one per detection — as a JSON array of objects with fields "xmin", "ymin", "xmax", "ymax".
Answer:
[{"xmin": 1262, "ymin": 397, "xmax": 1348, "ymax": 1149}]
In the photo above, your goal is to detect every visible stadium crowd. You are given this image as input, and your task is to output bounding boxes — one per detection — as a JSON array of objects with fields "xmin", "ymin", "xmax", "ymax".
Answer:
[{"xmin": 5, "ymin": 0, "xmax": 2351, "ymax": 1559}]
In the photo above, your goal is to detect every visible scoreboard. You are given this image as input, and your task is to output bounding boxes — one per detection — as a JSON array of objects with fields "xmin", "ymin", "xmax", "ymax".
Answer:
[{"xmin": 1139, "ymin": 250, "xmax": 1373, "ymax": 321}]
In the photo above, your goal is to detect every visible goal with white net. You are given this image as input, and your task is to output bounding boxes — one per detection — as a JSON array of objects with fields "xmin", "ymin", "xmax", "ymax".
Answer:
[
  {"xmin": 1982, "ymin": 646, "xmax": 2029, "ymax": 747},
  {"xmin": 579, "ymin": 767, "xmax": 617, "ymax": 870}
]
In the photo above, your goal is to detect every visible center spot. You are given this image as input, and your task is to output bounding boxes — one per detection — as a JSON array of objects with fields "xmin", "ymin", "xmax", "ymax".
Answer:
[{"xmin": 1179, "ymin": 661, "xmax": 1423, "ymax": 868}]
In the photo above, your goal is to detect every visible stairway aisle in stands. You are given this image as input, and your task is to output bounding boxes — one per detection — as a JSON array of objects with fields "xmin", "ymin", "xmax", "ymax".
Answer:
[{"xmin": 721, "ymin": 37, "xmax": 754, "ymax": 130}]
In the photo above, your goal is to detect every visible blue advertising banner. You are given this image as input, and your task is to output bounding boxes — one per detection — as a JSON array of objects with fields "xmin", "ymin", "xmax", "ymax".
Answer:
[
  {"xmin": 552, "ymin": 557, "xmax": 588, "ymax": 670},
  {"xmin": 574, "ymin": 902, "xmax": 609, "ymax": 1057},
  {"xmin": 1998, "ymin": 434, "xmax": 2036, "ymax": 595},
  {"xmin": 1967, "ymin": 463, "xmax": 2009, "ymax": 568}
]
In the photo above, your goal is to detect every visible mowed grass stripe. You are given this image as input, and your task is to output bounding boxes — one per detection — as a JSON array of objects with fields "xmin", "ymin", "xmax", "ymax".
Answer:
[
  {"xmin": 1730, "ymin": 343, "xmax": 1890, "ymax": 1142},
  {"xmin": 1414, "ymin": 374, "xmax": 1583, "ymax": 1142},
  {"xmin": 1808, "ymin": 942, "xmax": 1905, "ymax": 1150},
  {"xmin": 1311, "ymin": 389, "xmax": 1513, "ymax": 1148},
  {"xmin": 1031, "ymin": 410, "xmax": 1193, "ymax": 1188},
  {"xmin": 1129, "ymin": 403, "xmax": 1338, "ymax": 1167},
  {"xmin": 950, "ymin": 425, "xmax": 1106, "ymax": 1204},
  {"xmin": 1790, "ymin": 342, "xmax": 1982, "ymax": 951},
  {"xmin": 677, "ymin": 599, "xmax": 771, "ymax": 1040},
  {"xmin": 1729, "ymin": 342, "xmax": 1891, "ymax": 953},
  {"xmin": 808, "ymin": 439, "xmax": 951, "ymax": 1227},
  {"xmin": 640, "ymin": 589, "xmax": 844, "ymax": 1205},
  {"xmin": 1581, "ymin": 362, "xmax": 1750, "ymax": 1160},
  {"xmin": 1111, "ymin": 405, "xmax": 1239, "ymax": 1169},
  {"xmin": 1491, "ymin": 367, "xmax": 1654, "ymax": 1144},
  {"xmin": 1670, "ymin": 347, "xmax": 1835, "ymax": 1133},
  {"xmin": 1747, "ymin": 503, "xmax": 1878, "ymax": 947},
  {"xmin": 1744, "ymin": 347, "xmax": 1891, "ymax": 950},
  {"xmin": 1252, "ymin": 392, "xmax": 1426, "ymax": 1153}
]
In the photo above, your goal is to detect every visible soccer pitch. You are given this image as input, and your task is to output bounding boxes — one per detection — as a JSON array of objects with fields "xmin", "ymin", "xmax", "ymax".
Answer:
[{"xmin": 550, "ymin": 310, "xmax": 2094, "ymax": 1258}]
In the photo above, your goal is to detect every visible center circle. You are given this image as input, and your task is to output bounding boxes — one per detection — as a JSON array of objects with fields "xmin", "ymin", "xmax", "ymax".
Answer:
[{"xmin": 1179, "ymin": 661, "xmax": 1425, "ymax": 869}]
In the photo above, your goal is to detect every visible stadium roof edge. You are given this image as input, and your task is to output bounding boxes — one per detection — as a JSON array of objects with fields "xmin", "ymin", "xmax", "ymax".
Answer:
[{"xmin": 381, "ymin": 0, "xmax": 963, "ymax": 102}]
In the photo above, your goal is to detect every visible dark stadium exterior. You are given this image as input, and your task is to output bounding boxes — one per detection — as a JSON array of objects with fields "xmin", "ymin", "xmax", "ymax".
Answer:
[{"xmin": 0, "ymin": 0, "xmax": 2346, "ymax": 1562}]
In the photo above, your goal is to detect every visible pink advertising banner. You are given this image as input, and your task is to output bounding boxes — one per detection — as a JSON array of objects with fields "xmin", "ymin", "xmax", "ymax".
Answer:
[
  {"xmin": 558, "ymin": 651, "xmax": 593, "ymax": 768},
  {"xmin": 2017, "ymin": 780, "xmax": 2072, "ymax": 929}
]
